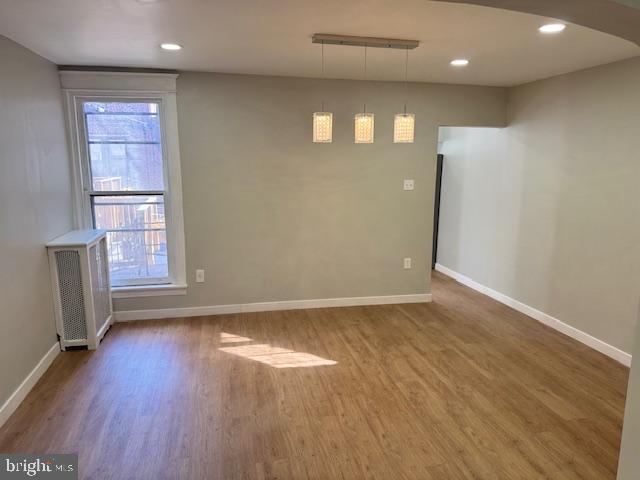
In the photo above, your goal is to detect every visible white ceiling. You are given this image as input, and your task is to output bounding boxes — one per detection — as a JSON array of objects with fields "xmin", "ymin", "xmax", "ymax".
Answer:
[{"xmin": 0, "ymin": 0, "xmax": 638, "ymax": 86}]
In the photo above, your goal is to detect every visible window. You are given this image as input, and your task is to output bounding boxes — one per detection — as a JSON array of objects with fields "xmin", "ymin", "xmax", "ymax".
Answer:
[
  {"xmin": 62, "ymin": 72, "xmax": 186, "ymax": 297},
  {"xmin": 83, "ymin": 101, "xmax": 168, "ymax": 286}
]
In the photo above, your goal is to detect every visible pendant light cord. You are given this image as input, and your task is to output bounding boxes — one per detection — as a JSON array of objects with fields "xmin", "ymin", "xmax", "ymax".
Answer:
[
  {"xmin": 404, "ymin": 46, "xmax": 409, "ymax": 114},
  {"xmin": 363, "ymin": 44, "xmax": 368, "ymax": 113},
  {"xmin": 321, "ymin": 40, "xmax": 325, "ymax": 112}
]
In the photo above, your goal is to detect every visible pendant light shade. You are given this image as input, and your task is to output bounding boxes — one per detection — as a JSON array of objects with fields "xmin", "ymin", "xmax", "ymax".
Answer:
[
  {"xmin": 313, "ymin": 112, "xmax": 333, "ymax": 143},
  {"xmin": 355, "ymin": 113, "xmax": 374, "ymax": 143},
  {"xmin": 355, "ymin": 45, "xmax": 374, "ymax": 144},
  {"xmin": 394, "ymin": 113, "xmax": 415, "ymax": 143},
  {"xmin": 394, "ymin": 47, "xmax": 415, "ymax": 143},
  {"xmin": 313, "ymin": 40, "xmax": 333, "ymax": 143}
]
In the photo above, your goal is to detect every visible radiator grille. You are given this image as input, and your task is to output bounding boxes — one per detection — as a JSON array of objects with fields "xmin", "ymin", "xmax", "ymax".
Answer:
[{"xmin": 55, "ymin": 250, "xmax": 87, "ymax": 340}]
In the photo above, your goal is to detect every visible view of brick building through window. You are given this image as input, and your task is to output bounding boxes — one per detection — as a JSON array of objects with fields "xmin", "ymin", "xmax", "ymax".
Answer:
[{"xmin": 84, "ymin": 101, "xmax": 169, "ymax": 284}]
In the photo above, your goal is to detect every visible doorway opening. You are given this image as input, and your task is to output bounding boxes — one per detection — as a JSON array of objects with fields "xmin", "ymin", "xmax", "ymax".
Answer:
[{"xmin": 432, "ymin": 153, "xmax": 444, "ymax": 269}]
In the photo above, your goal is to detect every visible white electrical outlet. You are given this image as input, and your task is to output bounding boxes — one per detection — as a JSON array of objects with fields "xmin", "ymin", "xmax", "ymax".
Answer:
[
  {"xmin": 404, "ymin": 258, "xmax": 412, "ymax": 269},
  {"xmin": 196, "ymin": 269, "xmax": 205, "ymax": 283},
  {"xmin": 403, "ymin": 179, "xmax": 415, "ymax": 191}
]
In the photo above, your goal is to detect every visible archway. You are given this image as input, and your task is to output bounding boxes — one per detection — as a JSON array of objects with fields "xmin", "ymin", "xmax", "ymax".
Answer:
[{"xmin": 434, "ymin": 0, "xmax": 640, "ymax": 45}]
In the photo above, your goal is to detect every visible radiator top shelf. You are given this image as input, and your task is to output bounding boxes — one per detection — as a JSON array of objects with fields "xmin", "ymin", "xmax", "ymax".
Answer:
[{"xmin": 47, "ymin": 229, "xmax": 106, "ymax": 248}]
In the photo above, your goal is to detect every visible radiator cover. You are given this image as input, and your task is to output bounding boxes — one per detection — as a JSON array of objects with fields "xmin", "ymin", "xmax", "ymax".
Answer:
[{"xmin": 47, "ymin": 230, "xmax": 113, "ymax": 350}]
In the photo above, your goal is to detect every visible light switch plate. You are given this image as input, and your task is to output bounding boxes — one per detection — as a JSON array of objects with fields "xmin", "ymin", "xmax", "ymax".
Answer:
[
  {"xmin": 196, "ymin": 269, "xmax": 205, "ymax": 283},
  {"xmin": 404, "ymin": 258, "xmax": 412, "ymax": 269},
  {"xmin": 403, "ymin": 179, "xmax": 415, "ymax": 191}
]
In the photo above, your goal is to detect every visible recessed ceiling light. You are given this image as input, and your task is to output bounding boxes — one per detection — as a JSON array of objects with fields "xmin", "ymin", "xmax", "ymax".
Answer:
[
  {"xmin": 450, "ymin": 59, "xmax": 469, "ymax": 67},
  {"xmin": 539, "ymin": 23, "xmax": 566, "ymax": 34},
  {"xmin": 160, "ymin": 43, "xmax": 182, "ymax": 51}
]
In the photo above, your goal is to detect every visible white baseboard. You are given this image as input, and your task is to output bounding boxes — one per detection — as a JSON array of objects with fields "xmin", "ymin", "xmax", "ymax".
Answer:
[
  {"xmin": 434, "ymin": 263, "xmax": 632, "ymax": 367},
  {"xmin": 114, "ymin": 293, "xmax": 432, "ymax": 322},
  {"xmin": 0, "ymin": 342, "xmax": 60, "ymax": 428}
]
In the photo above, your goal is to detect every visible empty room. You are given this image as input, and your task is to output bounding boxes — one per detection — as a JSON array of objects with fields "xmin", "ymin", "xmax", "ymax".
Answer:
[{"xmin": 1, "ymin": 0, "xmax": 639, "ymax": 478}]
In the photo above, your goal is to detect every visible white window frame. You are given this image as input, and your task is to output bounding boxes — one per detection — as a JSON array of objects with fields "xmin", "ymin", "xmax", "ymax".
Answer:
[{"xmin": 61, "ymin": 71, "xmax": 187, "ymax": 298}]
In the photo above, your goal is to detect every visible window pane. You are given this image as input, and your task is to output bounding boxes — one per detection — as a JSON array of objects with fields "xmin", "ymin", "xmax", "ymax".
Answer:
[
  {"xmin": 84, "ymin": 102, "xmax": 158, "ymax": 115},
  {"xmin": 86, "ymin": 113, "xmax": 161, "ymax": 143},
  {"xmin": 83, "ymin": 101, "xmax": 164, "ymax": 191},
  {"xmin": 89, "ymin": 143, "xmax": 164, "ymax": 191},
  {"xmin": 93, "ymin": 195, "xmax": 168, "ymax": 283}
]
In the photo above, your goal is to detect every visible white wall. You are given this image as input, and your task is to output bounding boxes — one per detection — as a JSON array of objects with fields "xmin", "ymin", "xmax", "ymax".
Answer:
[
  {"xmin": 437, "ymin": 56, "xmax": 640, "ymax": 355},
  {"xmin": 0, "ymin": 36, "xmax": 73, "ymax": 406},
  {"xmin": 113, "ymin": 72, "xmax": 506, "ymax": 314}
]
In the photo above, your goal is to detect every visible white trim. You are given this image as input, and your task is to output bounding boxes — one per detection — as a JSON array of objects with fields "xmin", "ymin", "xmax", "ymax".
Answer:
[
  {"xmin": 434, "ymin": 263, "xmax": 632, "ymax": 367},
  {"xmin": 0, "ymin": 343, "xmax": 60, "ymax": 428},
  {"xmin": 113, "ymin": 293, "xmax": 432, "ymax": 322},
  {"xmin": 59, "ymin": 71, "xmax": 178, "ymax": 92},
  {"xmin": 61, "ymin": 72, "xmax": 187, "ymax": 292},
  {"xmin": 62, "ymin": 89, "xmax": 87, "ymax": 228},
  {"xmin": 162, "ymin": 89, "xmax": 187, "ymax": 289},
  {"xmin": 111, "ymin": 283, "xmax": 188, "ymax": 298}
]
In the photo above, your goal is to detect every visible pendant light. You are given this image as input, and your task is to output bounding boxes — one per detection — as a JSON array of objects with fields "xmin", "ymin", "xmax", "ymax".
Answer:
[
  {"xmin": 355, "ymin": 44, "xmax": 374, "ymax": 144},
  {"xmin": 313, "ymin": 40, "xmax": 332, "ymax": 143},
  {"xmin": 394, "ymin": 47, "xmax": 415, "ymax": 143}
]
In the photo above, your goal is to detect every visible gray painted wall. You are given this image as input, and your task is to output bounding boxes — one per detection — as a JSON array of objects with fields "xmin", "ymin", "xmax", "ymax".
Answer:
[
  {"xmin": 0, "ymin": 36, "xmax": 73, "ymax": 405},
  {"xmin": 618, "ymin": 307, "xmax": 640, "ymax": 478},
  {"xmin": 437, "ymin": 56, "xmax": 640, "ymax": 354},
  {"xmin": 114, "ymin": 73, "xmax": 506, "ymax": 313}
]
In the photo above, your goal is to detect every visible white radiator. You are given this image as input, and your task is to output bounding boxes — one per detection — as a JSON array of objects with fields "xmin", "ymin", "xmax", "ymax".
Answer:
[{"xmin": 47, "ymin": 230, "xmax": 113, "ymax": 350}]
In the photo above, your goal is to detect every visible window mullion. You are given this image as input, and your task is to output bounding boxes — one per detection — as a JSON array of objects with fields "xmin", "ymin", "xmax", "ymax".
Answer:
[{"xmin": 89, "ymin": 190, "xmax": 165, "ymax": 197}]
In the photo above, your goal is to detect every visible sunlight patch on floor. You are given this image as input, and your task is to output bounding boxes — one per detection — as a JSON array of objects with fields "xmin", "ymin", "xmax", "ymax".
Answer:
[
  {"xmin": 219, "ymin": 337, "xmax": 337, "ymax": 368},
  {"xmin": 220, "ymin": 332, "xmax": 253, "ymax": 343}
]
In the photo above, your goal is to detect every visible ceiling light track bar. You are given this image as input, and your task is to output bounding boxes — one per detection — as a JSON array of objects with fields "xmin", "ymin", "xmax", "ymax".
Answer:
[{"xmin": 312, "ymin": 34, "xmax": 419, "ymax": 50}]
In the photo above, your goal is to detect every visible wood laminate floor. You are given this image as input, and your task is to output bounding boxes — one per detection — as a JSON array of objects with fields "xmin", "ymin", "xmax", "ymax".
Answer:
[{"xmin": 0, "ymin": 272, "xmax": 630, "ymax": 479}]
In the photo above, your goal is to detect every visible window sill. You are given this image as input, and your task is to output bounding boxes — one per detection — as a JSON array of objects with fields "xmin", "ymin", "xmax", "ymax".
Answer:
[{"xmin": 111, "ymin": 283, "xmax": 188, "ymax": 299}]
